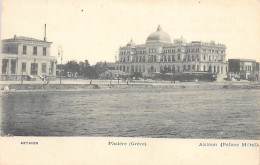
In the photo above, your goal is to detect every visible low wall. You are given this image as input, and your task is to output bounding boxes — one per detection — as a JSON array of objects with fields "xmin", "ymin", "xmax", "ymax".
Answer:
[
  {"xmin": 104, "ymin": 84, "xmax": 220, "ymax": 90},
  {"xmin": 102, "ymin": 83, "xmax": 260, "ymax": 90},
  {"xmin": 1, "ymin": 84, "xmax": 100, "ymax": 90},
  {"xmin": 1, "ymin": 83, "xmax": 260, "ymax": 91}
]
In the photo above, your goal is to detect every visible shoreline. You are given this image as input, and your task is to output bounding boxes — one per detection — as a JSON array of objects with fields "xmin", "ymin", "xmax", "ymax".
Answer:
[{"xmin": 1, "ymin": 81, "xmax": 260, "ymax": 92}]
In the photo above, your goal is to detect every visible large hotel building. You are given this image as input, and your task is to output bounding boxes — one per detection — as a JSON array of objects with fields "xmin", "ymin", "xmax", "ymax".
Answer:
[{"xmin": 116, "ymin": 25, "xmax": 228, "ymax": 77}]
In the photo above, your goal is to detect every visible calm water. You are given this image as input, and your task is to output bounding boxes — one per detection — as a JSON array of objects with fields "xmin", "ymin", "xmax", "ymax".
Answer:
[{"xmin": 1, "ymin": 88, "xmax": 260, "ymax": 139}]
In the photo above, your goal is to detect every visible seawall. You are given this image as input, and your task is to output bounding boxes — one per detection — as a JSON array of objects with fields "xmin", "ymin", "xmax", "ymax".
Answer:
[{"xmin": 1, "ymin": 83, "xmax": 260, "ymax": 91}]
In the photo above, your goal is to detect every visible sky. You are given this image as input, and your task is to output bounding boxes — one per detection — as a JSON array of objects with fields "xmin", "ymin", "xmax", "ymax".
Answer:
[{"xmin": 1, "ymin": 0, "xmax": 260, "ymax": 65}]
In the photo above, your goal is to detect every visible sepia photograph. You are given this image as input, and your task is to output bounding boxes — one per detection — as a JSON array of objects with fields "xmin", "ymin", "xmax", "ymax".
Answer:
[{"xmin": 0, "ymin": 0, "xmax": 259, "ymax": 164}]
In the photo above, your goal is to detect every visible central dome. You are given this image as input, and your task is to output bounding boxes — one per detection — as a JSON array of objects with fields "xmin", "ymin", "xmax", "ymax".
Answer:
[{"xmin": 146, "ymin": 25, "xmax": 171, "ymax": 44}]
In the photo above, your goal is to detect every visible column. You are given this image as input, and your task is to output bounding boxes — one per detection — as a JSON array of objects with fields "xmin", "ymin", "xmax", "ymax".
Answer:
[{"xmin": 8, "ymin": 59, "xmax": 11, "ymax": 75}]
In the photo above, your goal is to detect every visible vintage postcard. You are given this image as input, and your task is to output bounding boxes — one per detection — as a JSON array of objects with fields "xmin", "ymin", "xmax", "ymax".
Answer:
[{"xmin": 0, "ymin": 0, "xmax": 259, "ymax": 164}]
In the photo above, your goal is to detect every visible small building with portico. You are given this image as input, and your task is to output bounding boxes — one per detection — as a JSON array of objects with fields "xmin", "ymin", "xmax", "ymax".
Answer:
[{"xmin": 1, "ymin": 25, "xmax": 56, "ymax": 81}]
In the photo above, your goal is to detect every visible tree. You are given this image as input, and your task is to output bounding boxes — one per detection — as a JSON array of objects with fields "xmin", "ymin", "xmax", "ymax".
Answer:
[
  {"xmin": 94, "ymin": 61, "xmax": 109, "ymax": 76},
  {"xmin": 64, "ymin": 60, "xmax": 80, "ymax": 77},
  {"xmin": 131, "ymin": 72, "xmax": 142, "ymax": 80}
]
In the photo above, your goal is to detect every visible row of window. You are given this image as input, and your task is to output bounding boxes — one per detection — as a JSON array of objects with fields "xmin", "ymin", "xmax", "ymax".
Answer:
[
  {"xmin": 120, "ymin": 49, "xmax": 158, "ymax": 55},
  {"xmin": 120, "ymin": 54, "xmax": 183, "ymax": 63},
  {"xmin": 23, "ymin": 46, "xmax": 47, "ymax": 56},
  {"xmin": 120, "ymin": 54, "xmax": 225, "ymax": 63},
  {"xmin": 187, "ymin": 48, "xmax": 200, "ymax": 53},
  {"xmin": 241, "ymin": 65, "xmax": 252, "ymax": 71},
  {"xmin": 120, "ymin": 54, "xmax": 224, "ymax": 63},
  {"xmin": 21, "ymin": 62, "xmax": 47, "ymax": 74},
  {"xmin": 1, "ymin": 60, "xmax": 47, "ymax": 75},
  {"xmin": 163, "ymin": 49, "xmax": 181, "ymax": 53},
  {"xmin": 116, "ymin": 64, "xmax": 227, "ymax": 74},
  {"xmin": 120, "ymin": 49, "xmax": 225, "ymax": 56}
]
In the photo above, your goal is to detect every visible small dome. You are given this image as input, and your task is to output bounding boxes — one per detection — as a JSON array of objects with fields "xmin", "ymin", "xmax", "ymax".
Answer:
[
  {"xmin": 126, "ymin": 39, "xmax": 136, "ymax": 47},
  {"xmin": 146, "ymin": 25, "xmax": 171, "ymax": 44},
  {"xmin": 174, "ymin": 36, "xmax": 186, "ymax": 44}
]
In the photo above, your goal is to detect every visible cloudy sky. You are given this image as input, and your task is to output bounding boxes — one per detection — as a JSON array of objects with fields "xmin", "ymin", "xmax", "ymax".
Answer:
[{"xmin": 1, "ymin": 0, "xmax": 260, "ymax": 65}]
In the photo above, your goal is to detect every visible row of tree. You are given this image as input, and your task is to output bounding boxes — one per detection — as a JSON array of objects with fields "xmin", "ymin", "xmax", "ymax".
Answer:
[{"xmin": 61, "ymin": 60, "xmax": 108, "ymax": 79}]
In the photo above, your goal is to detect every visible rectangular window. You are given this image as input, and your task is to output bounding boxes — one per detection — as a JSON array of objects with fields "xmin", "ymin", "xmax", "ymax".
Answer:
[
  {"xmin": 33, "ymin": 46, "xmax": 37, "ymax": 55},
  {"xmin": 2, "ymin": 59, "xmax": 8, "ymax": 74},
  {"xmin": 42, "ymin": 63, "xmax": 46, "ymax": 74},
  {"xmin": 22, "ymin": 62, "xmax": 26, "ymax": 73},
  {"xmin": 11, "ymin": 59, "xmax": 17, "ymax": 74},
  {"xmin": 178, "ymin": 54, "xmax": 180, "ymax": 60},
  {"xmin": 43, "ymin": 47, "xmax": 46, "ymax": 56},
  {"xmin": 23, "ymin": 46, "xmax": 27, "ymax": 55},
  {"xmin": 31, "ymin": 63, "xmax": 38, "ymax": 75}
]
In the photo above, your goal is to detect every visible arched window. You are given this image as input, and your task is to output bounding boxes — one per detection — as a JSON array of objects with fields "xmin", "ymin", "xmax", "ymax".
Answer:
[
  {"xmin": 172, "ymin": 55, "xmax": 175, "ymax": 61},
  {"xmin": 168, "ymin": 65, "xmax": 171, "ymax": 71},
  {"xmin": 151, "ymin": 66, "xmax": 154, "ymax": 73},
  {"xmin": 203, "ymin": 65, "xmax": 206, "ymax": 71},
  {"xmin": 160, "ymin": 65, "xmax": 163, "ymax": 73},
  {"xmin": 209, "ymin": 66, "xmax": 212, "ymax": 72}
]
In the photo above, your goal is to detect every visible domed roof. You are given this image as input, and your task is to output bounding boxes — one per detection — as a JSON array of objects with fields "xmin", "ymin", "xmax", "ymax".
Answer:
[
  {"xmin": 146, "ymin": 25, "xmax": 171, "ymax": 44},
  {"xmin": 126, "ymin": 39, "xmax": 136, "ymax": 47}
]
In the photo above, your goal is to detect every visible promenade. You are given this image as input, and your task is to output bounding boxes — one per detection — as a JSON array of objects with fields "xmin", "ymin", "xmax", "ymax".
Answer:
[{"xmin": 0, "ymin": 79, "xmax": 259, "ymax": 91}]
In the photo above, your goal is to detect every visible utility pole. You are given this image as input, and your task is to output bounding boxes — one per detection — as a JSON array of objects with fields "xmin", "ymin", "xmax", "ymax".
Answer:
[
  {"xmin": 115, "ymin": 51, "xmax": 119, "ymax": 85},
  {"xmin": 58, "ymin": 46, "xmax": 63, "ymax": 84}
]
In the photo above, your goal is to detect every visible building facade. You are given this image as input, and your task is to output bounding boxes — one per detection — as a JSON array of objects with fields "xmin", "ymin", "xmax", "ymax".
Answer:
[
  {"xmin": 1, "ymin": 35, "xmax": 56, "ymax": 80},
  {"xmin": 228, "ymin": 59, "xmax": 259, "ymax": 81},
  {"xmin": 116, "ymin": 25, "xmax": 228, "ymax": 78}
]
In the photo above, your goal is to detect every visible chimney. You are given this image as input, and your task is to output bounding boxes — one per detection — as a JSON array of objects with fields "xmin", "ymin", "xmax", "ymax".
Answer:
[{"xmin": 44, "ymin": 24, "xmax": 47, "ymax": 41}]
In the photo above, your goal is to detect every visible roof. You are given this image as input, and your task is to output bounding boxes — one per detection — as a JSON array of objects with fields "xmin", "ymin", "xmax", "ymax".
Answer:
[
  {"xmin": 126, "ymin": 39, "xmax": 136, "ymax": 47},
  {"xmin": 2, "ymin": 35, "xmax": 52, "ymax": 43},
  {"xmin": 146, "ymin": 25, "xmax": 172, "ymax": 44},
  {"xmin": 228, "ymin": 59, "xmax": 256, "ymax": 62}
]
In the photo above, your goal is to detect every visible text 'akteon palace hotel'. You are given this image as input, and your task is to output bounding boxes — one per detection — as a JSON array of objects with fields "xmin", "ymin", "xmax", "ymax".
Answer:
[{"xmin": 116, "ymin": 25, "xmax": 228, "ymax": 79}]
